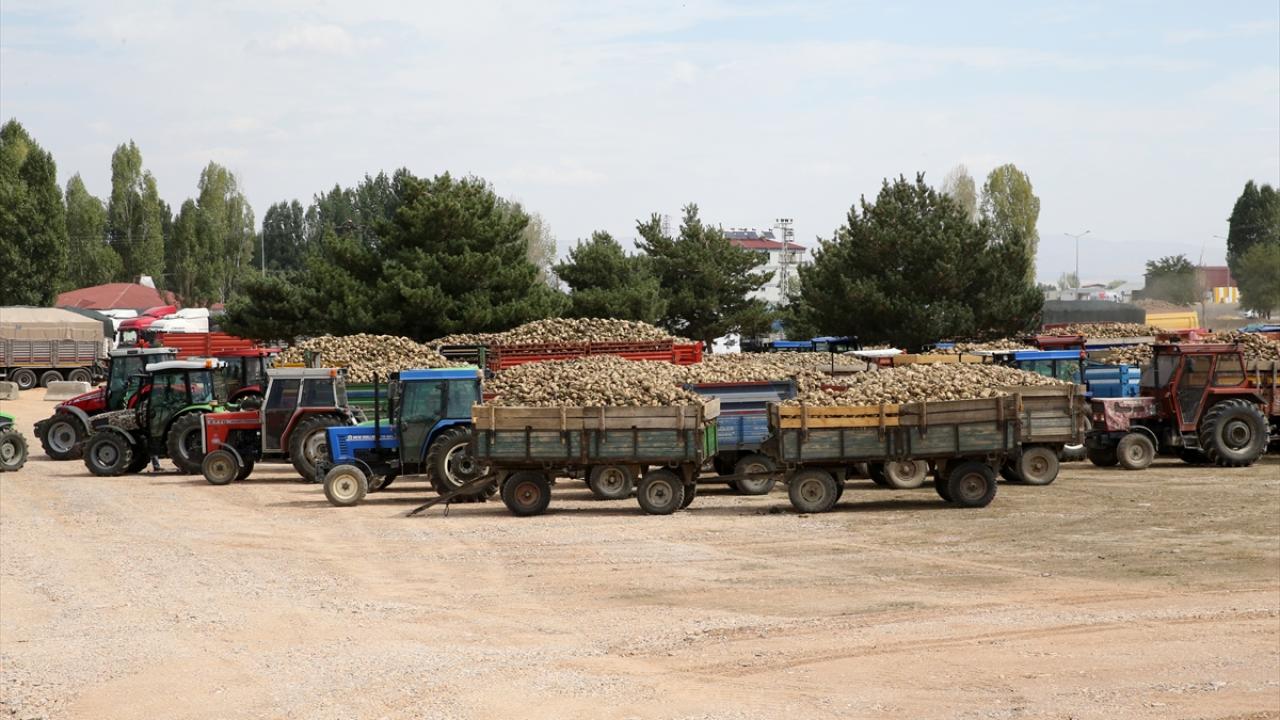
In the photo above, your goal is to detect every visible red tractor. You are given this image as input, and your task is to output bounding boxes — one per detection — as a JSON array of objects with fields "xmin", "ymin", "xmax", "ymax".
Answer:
[
  {"xmin": 34, "ymin": 347, "xmax": 178, "ymax": 460},
  {"xmin": 215, "ymin": 348, "xmax": 278, "ymax": 409},
  {"xmin": 199, "ymin": 367, "xmax": 362, "ymax": 483},
  {"xmin": 1086, "ymin": 343, "xmax": 1277, "ymax": 470}
]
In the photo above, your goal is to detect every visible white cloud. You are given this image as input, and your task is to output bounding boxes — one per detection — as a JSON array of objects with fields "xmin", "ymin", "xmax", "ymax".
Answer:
[{"xmin": 260, "ymin": 23, "xmax": 370, "ymax": 56}]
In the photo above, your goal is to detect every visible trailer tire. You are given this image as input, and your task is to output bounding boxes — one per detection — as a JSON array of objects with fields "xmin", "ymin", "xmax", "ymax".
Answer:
[
  {"xmin": 0, "ymin": 427, "xmax": 27, "ymax": 472},
  {"xmin": 680, "ymin": 481, "xmax": 697, "ymax": 509},
  {"xmin": 934, "ymin": 476, "xmax": 953, "ymax": 502},
  {"xmin": 1087, "ymin": 446, "xmax": 1119, "ymax": 467},
  {"xmin": 202, "ymin": 449, "xmax": 240, "ymax": 486},
  {"xmin": 788, "ymin": 469, "xmax": 839, "ymax": 513},
  {"xmin": 883, "ymin": 459, "xmax": 928, "ymax": 489},
  {"xmin": 1198, "ymin": 399, "xmax": 1268, "ymax": 468},
  {"xmin": 40, "ymin": 413, "xmax": 84, "ymax": 460},
  {"xmin": 166, "ymin": 412, "xmax": 207, "ymax": 475},
  {"xmin": 999, "ymin": 463, "xmax": 1023, "ymax": 483},
  {"xmin": 83, "ymin": 432, "xmax": 134, "ymax": 476},
  {"xmin": 289, "ymin": 414, "xmax": 341, "ymax": 482},
  {"xmin": 1017, "ymin": 446, "xmax": 1060, "ymax": 486},
  {"xmin": 587, "ymin": 465, "xmax": 633, "ymax": 500},
  {"xmin": 1116, "ymin": 433, "xmax": 1155, "ymax": 471},
  {"xmin": 67, "ymin": 368, "xmax": 94, "ymax": 384},
  {"xmin": 946, "ymin": 462, "xmax": 997, "ymax": 508},
  {"xmin": 39, "ymin": 370, "xmax": 63, "ymax": 387},
  {"xmin": 732, "ymin": 454, "xmax": 777, "ymax": 495},
  {"xmin": 427, "ymin": 426, "xmax": 493, "ymax": 501},
  {"xmin": 10, "ymin": 368, "xmax": 37, "ymax": 391},
  {"xmin": 867, "ymin": 462, "xmax": 890, "ymax": 487},
  {"xmin": 324, "ymin": 464, "xmax": 368, "ymax": 507},
  {"xmin": 501, "ymin": 471, "xmax": 552, "ymax": 517},
  {"xmin": 636, "ymin": 469, "xmax": 685, "ymax": 515}
]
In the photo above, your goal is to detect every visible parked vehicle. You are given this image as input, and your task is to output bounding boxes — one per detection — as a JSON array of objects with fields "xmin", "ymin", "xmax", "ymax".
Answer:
[
  {"xmin": 34, "ymin": 347, "xmax": 178, "ymax": 459},
  {"xmin": 148, "ymin": 331, "xmax": 259, "ymax": 356},
  {"xmin": 82, "ymin": 359, "xmax": 228, "ymax": 476},
  {"xmin": 1, "ymin": 307, "xmax": 108, "ymax": 390},
  {"xmin": 317, "ymin": 369, "xmax": 489, "ymax": 506},
  {"xmin": 199, "ymin": 367, "xmax": 362, "ymax": 484},
  {"xmin": 148, "ymin": 307, "xmax": 211, "ymax": 334},
  {"xmin": 691, "ymin": 380, "xmax": 796, "ymax": 496},
  {"xmin": 0, "ymin": 413, "xmax": 28, "ymax": 472},
  {"xmin": 213, "ymin": 348, "xmax": 277, "ymax": 409},
  {"xmin": 1086, "ymin": 344, "xmax": 1276, "ymax": 470},
  {"xmin": 115, "ymin": 305, "xmax": 177, "ymax": 346},
  {"xmin": 995, "ymin": 385, "xmax": 1088, "ymax": 485}
]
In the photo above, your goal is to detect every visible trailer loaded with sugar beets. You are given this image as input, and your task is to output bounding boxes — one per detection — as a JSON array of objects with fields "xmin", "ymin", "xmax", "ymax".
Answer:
[
  {"xmin": 316, "ymin": 369, "xmax": 491, "ymax": 507},
  {"xmin": 199, "ymin": 367, "xmax": 363, "ymax": 484},
  {"xmin": 35, "ymin": 347, "xmax": 179, "ymax": 459},
  {"xmin": 1085, "ymin": 343, "xmax": 1276, "ymax": 470},
  {"xmin": 690, "ymin": 380, "xmax": 796, "ymax": 496},
  {"xmin": 436, "ymin": 338, "xmax": 703, "ymax": 375},
  {"xmin": 82, "ymin": 359, "xmax": 230, "ymax": 476}
]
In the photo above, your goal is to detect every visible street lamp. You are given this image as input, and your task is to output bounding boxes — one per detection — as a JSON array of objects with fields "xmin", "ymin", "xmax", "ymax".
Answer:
[{"xmin": 1065, "ymin": 230, "xmax": 1091, "ymax": 293}]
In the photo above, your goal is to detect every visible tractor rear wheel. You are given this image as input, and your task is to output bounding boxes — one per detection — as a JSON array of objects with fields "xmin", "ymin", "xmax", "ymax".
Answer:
[
  {"xmin": 166, "ymin": 413, "xmax": 207, "ymax": 475},
  {"xmin": 1017, "ymin": 446, "xmax": 1060, "ymax": 486},
  {"xmin": 84, "ymin": 432, "xmax": 134, "ymax": 476},
  {"xmin": 323, "ymin": 464, "xmax": 368, "ymax": 507},
  {"xmin": 202, "ymin": 449, "xmax": 240, "ymax": 486},
  {"xmin": 427, "ymin": 426, "xmax": 493, "ymax": 501},
  {"xmin": 288, "ymin": 414, "xmax": 341, "ymax": 482},
  {"xmin": 732, "ymin": 453, "xmax": 777, "ymax": 495},
  {"xmin": 40, "ymin": 413, "xmax": 84, "ymax": 460},
  {"xmin": 946, "ymin": 462, "xmax": 997, "ymax": 508},
  {"xmin": 1116, "ymin": 433, "xmax": 1155, "ymax": 471},
  {"xmin": 501, "ymin": 471, "xmax": 552, "ymax": 517},
  {"xmin": 1198, "ymin": 399, "xmax": 1268, "ymax": 467},
  {"xmin": 0, "ymin": 427, "xmax": 27, "ymax": 472}
]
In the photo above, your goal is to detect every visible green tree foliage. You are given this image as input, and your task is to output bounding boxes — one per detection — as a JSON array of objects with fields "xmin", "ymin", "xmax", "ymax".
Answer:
[
  {"xmin": 1236, "ymin": 242, "xmax": 1280, "ymax": 316},
  {"xmin": 65, "ymin": 173, "xmax": 122, "ymax": 288},
  {"xmin": 304, "ymin": 170, "xmax": 407, "ymax": 244},
  {"xmin": 794, "ymin": 174, "xmax": 1042, "ymax": 349},
  {"xmin": 1143, "ymin": 255, "xmax": 1198, "ymax": 305},
  {"xmin": 1226, "ymin": 180, "xmax": 1280, "ymax": 281},
  {"xmin": 223, "ymin": 171, "xmax": 564, "ymax": 341},
  {"xmin": 194, "ymin": 162, "xmax": 256, "ymax": 303},
  {"xmin": 0, "ymin": 120, "xmax": 68, "ymax": 304},
  {"xmin": 554, "ymin": 231, "xmax": 666, "ymax": 322},
  {"xmin": 258, "ymin": 200, "xmax": 309, "ymax": 273},
  {"xmin": 636, "ymin": 204, "xmax": 774, "ymax": 346},
  {"xmin": 107, "ymin": 141, "xmax": 166, "ymax": 285},
  {"xmin": 940, "ymin": 165, "xmax": 979, "ymax": 222},
  {"xmin": 980, "ymin": 164, "xmax": 1040, "ymax": 283},
  {"xmin": 164, "ymin": 200, "xmax": 214, "ymax": 305}
]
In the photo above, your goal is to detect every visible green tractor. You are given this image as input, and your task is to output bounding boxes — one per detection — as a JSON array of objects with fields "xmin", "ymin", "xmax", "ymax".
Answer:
[
  {"xmin": 82, "ymin": 359, "xmax": 229, "ymax": 476},
  {"xmin": 0, "ymin": 412, "xmax": 28, "ymax": 472}
]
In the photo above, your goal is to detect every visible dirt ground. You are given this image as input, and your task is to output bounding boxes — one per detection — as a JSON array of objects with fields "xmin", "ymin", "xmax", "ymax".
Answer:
[{"xmin": 1, "ymin": 388, "xmax": 1278, "ymax": 720}]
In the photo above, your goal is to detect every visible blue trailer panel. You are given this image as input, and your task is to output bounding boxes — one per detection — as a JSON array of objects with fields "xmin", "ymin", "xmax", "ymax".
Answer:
[{"xmin": 687, "ymin": 380, "xmax": 796, "ymax": 454}]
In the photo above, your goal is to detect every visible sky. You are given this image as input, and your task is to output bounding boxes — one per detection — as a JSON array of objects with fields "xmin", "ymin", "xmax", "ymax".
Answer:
[{"xmin": 2, "ymin": 0, "xmax": 1278, "ymax": 285}]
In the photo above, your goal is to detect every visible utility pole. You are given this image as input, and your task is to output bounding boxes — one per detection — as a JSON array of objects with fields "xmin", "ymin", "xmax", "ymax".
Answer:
[
  {"xmin": 774, "ymin": 218, "xmax": 794, "ymax": 301},
  {"xmin": 1065, "ymin": 230, "xmax": 1090, "ymax": 295}
]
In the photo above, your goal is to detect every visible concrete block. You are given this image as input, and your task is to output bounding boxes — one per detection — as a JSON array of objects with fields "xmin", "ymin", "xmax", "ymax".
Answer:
[
  {"xmin": 0, "ymin": 382, "xmax": 17, "ymax": 401},
  {"xmin": 44, "ymin": 381, "xmax": 91, "ymax": 402}
]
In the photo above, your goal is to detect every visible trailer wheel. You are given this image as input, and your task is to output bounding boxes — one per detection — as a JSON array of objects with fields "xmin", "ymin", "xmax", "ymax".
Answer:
[
  {"xmin": 680, "ymin": 480, "xmax": 698, "ymax": 509},
  {"xmin": 1116, "ymin": 433, "xmax": 1155, "ymax": 471},
  {"xmin": 999, "ymin": 463, "xmax": 1023, "ymax": 483},
  {"xmin": 67, "ymin": 368, "xmax": 94, "ymax": 384},
  {"xmin": 83, "ymin": 432, "xmax": 134, "ymax": 476},
  {"xmin": 636, "ymin": 469, "xmax": 685, "ymax": 515},
  {"xmin": 166, "ymin": 413, "xmax": 207, "ymax": 475},
  {"xmin": 501, "ymin": 471, "xmax": 551, "ymax": 517},
  {"xmin": 1086, "ymin": 446, "xmax": 1119, "ymax": 467},
  {"xmin": 788, "ymin": 469, "xmax": 839, "ymax": 513},
  {"xmin": 10, "ymin": 368, "xmax": 37, "ymax": 390},
  {"xmin": 39, "ymin": 370, "xmax": 63, "ymax": 387},
  {"xmin": 1017, "ymin": 446, "xmax": 1060, "ymax": 486},
  {"xmin": 0, "ymin": 427, "xmax": 28, "ymax": 472},
  {"xmin": 946, "ymin": 462, "xmax": 997, "ymax": 508},
  {"xmin": 323, "ymin": 464, "xmax": 368, "ymax": 507},
  {"xmin": 867, "ymin": 463, "xmax": 890, "ymax": 487},
  {"xmin": 732, "ymin": 454, "xmax": 777, "ymax": 495},
  {"xmin": 40, "ymin": 413, "xmax": 84, "ymax": 460},
  {"xmin": 588, "ymin": 465, "xmax": 633, "ymax": 500},
  {"xmin": 202, "ymin": 449, "xmax": 240, "ymax": 486},
  {"xmin": 934, "ymin": 475, "xmax": 953, "ymax": 502},
  {"xmin": 883, "ymin": 459, "xmax": 928, "ymax": 489},
  {"xmin": 1198, "ymin": 399, "xmax": 1268, "ymax": 467},
  {"xmin": 236, "ymin": 458, "xmax": 255, "ymax": 482}
]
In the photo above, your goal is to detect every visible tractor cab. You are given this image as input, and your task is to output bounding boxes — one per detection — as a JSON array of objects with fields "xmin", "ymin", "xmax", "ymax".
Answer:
[
  {"xmin": 319, "ymin": 368, "xmax": 487, "ymax": 506},
  {"xmin": 105, "ymin": 347, "xmax": 180, "ymax": 410},
  {"xmin": 1139, "ymin": 344, "xmax": 1254, "ymax": 434},
  {"xmin": 989, "ymin": 349, "xmax": 1087, "ymax": 384},
  {"xmin": 216, "ymin": 348, "xmax": 279, "ymax": 408},
  {"xmin": 261, "ymin": 368, "xmax": 349, "ymax": 453}
]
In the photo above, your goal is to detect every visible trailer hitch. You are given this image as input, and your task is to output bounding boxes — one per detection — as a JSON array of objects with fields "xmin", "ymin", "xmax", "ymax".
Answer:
[{"xmin": 406, "ymin": 472, "xmax": 499, "ymax": 517}]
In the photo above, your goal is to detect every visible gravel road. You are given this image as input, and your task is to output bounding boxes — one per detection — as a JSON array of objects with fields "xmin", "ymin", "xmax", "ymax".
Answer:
[{"xmin": 2, "ymin": 388, "xmax": 1278, "ymax": 719}]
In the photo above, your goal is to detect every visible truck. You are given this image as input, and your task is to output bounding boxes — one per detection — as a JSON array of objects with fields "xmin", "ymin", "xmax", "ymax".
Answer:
[
  {"xmin": 691, "ymin": 380, "xmax": 796, "ymax": 496},
  {"xmin": 1, "ymin": 307, "xmax": 108, "ymax": 390},
  {"xmin": 147, "ymin": 307, "xmax": 211, "ymax": 335},
  {"xmin": 115, "ymin": 305, "xmax": 178, "ymax": 346},
  {"xmin": 764, "ymin": 395, "xmax": 1019, "ymax": 513},
  {"xmin": 0, "ymin": 413, "xmax": 28, "ymax": 472},
  {"xmin": 315, "ymin": 369, "xmax": 491, "ymax": 506},
  {"xmin": 469, "ymin": 398, "xmax": 719, "ymax": 516},
  {"xmin": 199, "ymin": 367, "xmax": 364, "ymax": 484},
  {"xmin": 82, "ymin": 359, "xmax": 230, "ymax": 475},
  {"xmin": 34, "ymin": 346, "xmax": 179, "ymax": 459},
  {"xmin": 1086, "ymin": 343, "xmax": 1276, "ymax": 470}
]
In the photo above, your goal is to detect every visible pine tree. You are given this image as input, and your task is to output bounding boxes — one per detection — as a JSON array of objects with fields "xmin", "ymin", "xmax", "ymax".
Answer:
[{"xmin": 554, "ymin": 231, "xmax": 665, "ymax": 322}]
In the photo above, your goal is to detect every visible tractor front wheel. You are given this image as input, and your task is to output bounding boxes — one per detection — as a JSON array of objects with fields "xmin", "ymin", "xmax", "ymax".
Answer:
[
  {"xmin": 323, "ymin": 464, "xmax": 369, "ymax": 507},
  {"xmin": 1116, "ymin": 433, "xmax": 1155, "ymax": 471},
  {"xmin": 202, "ymin": 449, "xmax": 240, "ymax": 486},
  {"xmin": 83, "ymin": 432, "xmax": 135, "ymax": 476},
  {"xmin": 39, "ymin": 413, "xmax": 84, "ymax": 460}
]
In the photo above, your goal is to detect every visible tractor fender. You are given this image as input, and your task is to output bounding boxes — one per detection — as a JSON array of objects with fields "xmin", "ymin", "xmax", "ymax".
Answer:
[
  {"xmin": 220, "ymin": 444, "xmax": 245, "ymax": 467},
  {"xmin": 1125, "ymin": 425, "xmax": 1160, "ymax": 450},
  {"xmin": 44, "ymin": 404, "xmax": 94, "ymax": 434},
  {"xmin": 164, "ymin": 407, "xmax": 213, "ymax": 439},
  {"xmin": 420, "ymin": 419, "xmax": 473, "ymax": 462}
]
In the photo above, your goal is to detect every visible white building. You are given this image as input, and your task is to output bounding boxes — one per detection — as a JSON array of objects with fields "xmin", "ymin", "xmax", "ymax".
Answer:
[{"xmin": 724, "ymin": 228, "xmax": 808, "ymax": 305}]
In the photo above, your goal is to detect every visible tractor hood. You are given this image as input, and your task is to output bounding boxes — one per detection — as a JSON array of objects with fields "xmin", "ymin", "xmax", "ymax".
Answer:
[
  {"xmin": 57, "ymin": 387, "xmax": 106, "ymax": 414},
  {"xmin": 1091, "ymin": 396, "xmax": 1158, "ymax": 431}
]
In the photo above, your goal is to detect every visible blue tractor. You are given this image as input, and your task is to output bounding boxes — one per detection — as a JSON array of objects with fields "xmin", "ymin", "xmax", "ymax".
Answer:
[{"xmin": 318, "ymin": 368, "xmax": 492, "ymax": 507}]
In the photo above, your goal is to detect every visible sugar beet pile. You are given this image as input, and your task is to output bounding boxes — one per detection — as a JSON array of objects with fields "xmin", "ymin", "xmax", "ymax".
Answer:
[{"xmin": 278, "ymin": 334, "xmax": 460, "ymax": 383}]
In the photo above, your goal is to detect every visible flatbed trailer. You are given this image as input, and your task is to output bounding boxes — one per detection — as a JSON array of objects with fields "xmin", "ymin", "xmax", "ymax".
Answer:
[
  {"xmin": 471, "ymin": 399, "xmax": 720, "ymax": 516},
  {"xmin": 766, "ymin": 395, "xmax": 1020, "ymax": 512}
]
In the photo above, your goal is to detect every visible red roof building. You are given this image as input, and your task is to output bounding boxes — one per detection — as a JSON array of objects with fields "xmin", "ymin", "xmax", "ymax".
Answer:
[
  {"xmin": 56, "ymin": 283, "xmax": 177, "ymax": 310},
  {"xmin": 1196, "ymin": 266, "xmax": 1235, "ymax": 289},
  {"xmin": 724, "ymin": 229, "xmax": 807, "ymax": 253}
]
